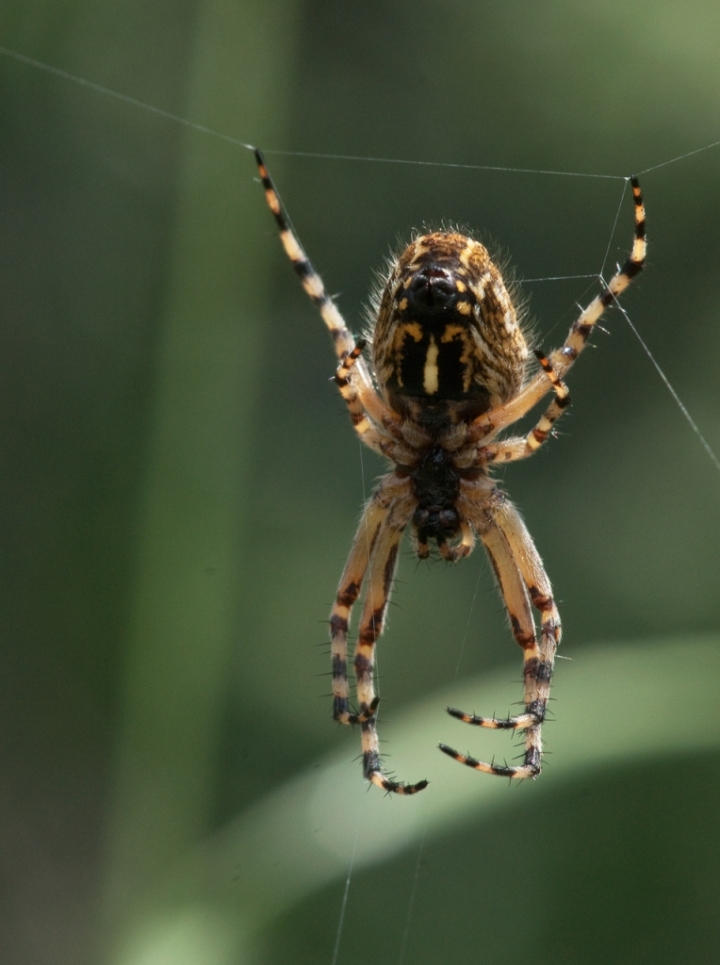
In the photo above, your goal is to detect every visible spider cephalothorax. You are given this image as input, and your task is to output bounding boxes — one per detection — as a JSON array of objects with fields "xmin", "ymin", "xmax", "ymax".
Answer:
[{"xmin": 256, "ymin": 148, "xmax": 646, "ymax": 794}]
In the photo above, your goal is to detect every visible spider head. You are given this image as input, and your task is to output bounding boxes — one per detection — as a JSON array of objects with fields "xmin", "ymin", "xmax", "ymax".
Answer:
[{"xmin": 413, "ymin": 505, "xmax": 461, "ymax": 547}]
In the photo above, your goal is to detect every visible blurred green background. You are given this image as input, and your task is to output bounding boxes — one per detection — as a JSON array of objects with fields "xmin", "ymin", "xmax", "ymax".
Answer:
[{"xmin": 1, "ymin": 1, "xmax": 720, "ymax": 963}]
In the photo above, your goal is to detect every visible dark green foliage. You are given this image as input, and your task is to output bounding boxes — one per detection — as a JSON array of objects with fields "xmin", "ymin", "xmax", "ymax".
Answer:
[{"xmin": 1, "ymin": 1, "xmax": 719, "ymax": 962}]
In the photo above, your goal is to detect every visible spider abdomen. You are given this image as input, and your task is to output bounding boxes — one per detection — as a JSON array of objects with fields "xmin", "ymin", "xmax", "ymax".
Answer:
[{"xmin": 372, "ymin": 231, "xmax": 529, "ymax": 417}]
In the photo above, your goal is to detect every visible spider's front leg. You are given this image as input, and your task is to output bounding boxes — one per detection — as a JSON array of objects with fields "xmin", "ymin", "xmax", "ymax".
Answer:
[
  {"xmin": 440, "ymin": 492, "xmax": 561, "ymax": 779},
  {"xmin": 330, "ymin": 489, "xmax": 390, "ymax": 727},
  {"xmin": 330, "ymin": 476, "xmax": 428, "ymax": 794}
]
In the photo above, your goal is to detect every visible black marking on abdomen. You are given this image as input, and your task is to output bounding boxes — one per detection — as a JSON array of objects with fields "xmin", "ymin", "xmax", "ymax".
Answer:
[{"xmin": 393, "ymin": 324, "xmax": 478, "ymax": 401}]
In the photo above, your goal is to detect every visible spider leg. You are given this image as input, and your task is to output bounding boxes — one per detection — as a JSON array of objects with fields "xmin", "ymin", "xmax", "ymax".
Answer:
[
  {"xmin": 440, "ymin": 494, "xmax": 560, "ymax": 779},
  {"xmin": 549, "ymin": 177, "xmax": 646, "ymax": 380},
  {"xmin": 494, "ymin": 496, "xmax": 561, "ymax": 724},
  {"xmin": 255, "ymin": 149, "xmax": 357, "ymax": 360},
  {"xmin": 478, "ymin": 349, "xmax": 571, "ymax": 465},
  {"xmin": 440, "ymin": 512, "xmax": 543, "ymax": 778},
  {"xmin": 330, "ymin": 482, "xmax": 395, "ymax": 726},
  {"xmin": 468, "ymin": 177, "xmax": 646, "ymax": 443},
  {"xmin": 334, "ymin": 340, "xmax": 404, "ymax": 456},
  {"xmin": 255, "ymin": 150, "xmax": 401, "ymax": 445},
  {"xmin": 354, "ymin": 495, "xmax": 428, "ymax": 795}
]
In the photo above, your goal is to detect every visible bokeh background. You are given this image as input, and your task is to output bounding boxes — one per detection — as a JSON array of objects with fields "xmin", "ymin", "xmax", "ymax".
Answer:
[{"xmin": 1, "ymin": 1, "xmax": 720, "ymax": 963}]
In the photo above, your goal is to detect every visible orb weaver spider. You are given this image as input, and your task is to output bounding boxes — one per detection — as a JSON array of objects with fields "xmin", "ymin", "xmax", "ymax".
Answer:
[{"xmin": 256, "ymin": 150, "xmax": 646, "ymax": 794}]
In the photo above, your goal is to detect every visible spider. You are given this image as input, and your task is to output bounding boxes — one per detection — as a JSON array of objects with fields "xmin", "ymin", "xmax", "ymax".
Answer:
[{"xmin": 255, "ymin": 149, "xmax": 646, "ymax": 794}]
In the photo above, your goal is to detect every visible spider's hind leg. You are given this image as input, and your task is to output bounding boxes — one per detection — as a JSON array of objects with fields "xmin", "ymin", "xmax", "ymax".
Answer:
[
  {"xmin": 256, "ymin": 150, "xmax": 403, "ymax": 451},
  {"xmin": 478, "ymin": 348, "xmax": 571, "ymax": 466},
  {"xmin": 255, "ymin": 148, "xmax": 355, "ymax": 360}
]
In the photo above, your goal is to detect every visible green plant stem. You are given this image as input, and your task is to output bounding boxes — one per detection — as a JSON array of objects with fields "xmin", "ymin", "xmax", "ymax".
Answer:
[{"xmin": 99, "ymin": 0, "xmax": 298, "ymax": 959}]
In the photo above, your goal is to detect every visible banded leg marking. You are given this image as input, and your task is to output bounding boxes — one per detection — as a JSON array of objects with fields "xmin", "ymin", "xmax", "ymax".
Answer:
[
  {"xmin": 330, "ymin": 490, "xmax": 391, "ymax": 726},
  {"xmin": 551, "ymin": 176, "xmax": 646, "ymax": 378},
  {"xmin": 495, "ymin": 498, "xmax": 561, "ymax": 735},
  {"xmin": 255, "ymin": 149, "xmax": 356, "ymax": 360},
  {"xmin": 334, "ymin": 339, "xmax": 375, "ymax": 448},
  {"xmin": 256, "ymin": 150, "xmax": 402, "ymax": 443},
  {"xmin": 479, "ymin": 349, "xmax": 571, "ymax": 465},
  {"xmin": 468, "ymin": 176, "xmax": 646, "ymax": 445},
  {"xmin": 354, "ymin": 502, "xmax": 428, "ymax": 795},
  {"xmin": 440, "ymin": 516, "xmax": 546, "ymax": 779}
]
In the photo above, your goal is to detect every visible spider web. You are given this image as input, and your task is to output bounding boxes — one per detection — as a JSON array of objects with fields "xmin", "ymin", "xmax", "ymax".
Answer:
[
  {"xmin": 2, "ymin": 34, "xmax": 720, "ymax": 965},
  {"xmin": 1, "ymin": 45, "xmax": 716, "ymax": 473}
]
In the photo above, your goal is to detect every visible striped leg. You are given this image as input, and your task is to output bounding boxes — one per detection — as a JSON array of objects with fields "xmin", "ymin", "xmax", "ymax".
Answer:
[
  {"xmin": 334, "ymin": 339, "xmax": 404, "ymax": 454},
  {"xmin": 255, "ymin": 149, "xmax": 356, "ymax": 359},
  {"xmin": 333, "ymin": 340, "xmax": 384, "ymax": 454},
  {"xmin": 494, "ymin": 496, "xmax": 561, "ymax": 732},
  {"xmin": 468, "ymin": 176, "xmax": 646, "ymax": 445},
  {"xmin": 255, "ymin": 150, "xmax": 400, "ymax": 443},
  {"xmin": 440, "ymin": 500, "xmax": 561, "ymax": 779},
  {"xmin": 330, "ymin": 486, "xmax": 394, "ymax": 727},
  {"xmin": 550, "ymin": 177, "xmax": 646, "ymax": 379},
  {"xmin": 440, "ymin": 510, "xmax": 546, "ymax": 779},
  {"xmin": 352, "ymin": 496, "xmax": 428, "ymax": 794},
  {"xmin": 478, "ymin": 348, "xmax": 571, "ymax": 465}
]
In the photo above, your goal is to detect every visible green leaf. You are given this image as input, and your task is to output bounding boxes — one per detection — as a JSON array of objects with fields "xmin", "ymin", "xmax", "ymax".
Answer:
[{"xmin": 106, "ymin": 634, "xmax": 719, "ymax": 965}]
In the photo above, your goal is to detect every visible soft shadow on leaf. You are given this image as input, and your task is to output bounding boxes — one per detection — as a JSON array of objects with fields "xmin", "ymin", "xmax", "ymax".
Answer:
[{"xmin": 107, "ymin": 635, "xmax": 719, "ymax": 965}]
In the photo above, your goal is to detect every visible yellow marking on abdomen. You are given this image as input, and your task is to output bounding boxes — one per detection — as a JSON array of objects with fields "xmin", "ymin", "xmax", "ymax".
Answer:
[
  {"xmin": 423, "ymin": 336, "xmax": 439, "ymax": 395},
  {"xmin": 441, "ymin": 324, "xmax": 465, "ymax": 342}
]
